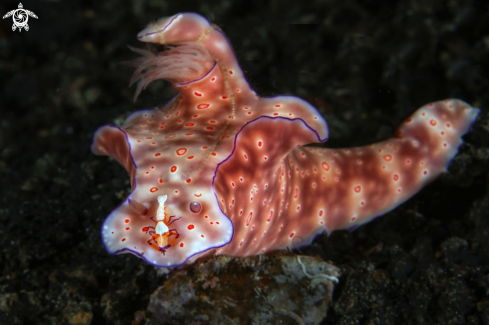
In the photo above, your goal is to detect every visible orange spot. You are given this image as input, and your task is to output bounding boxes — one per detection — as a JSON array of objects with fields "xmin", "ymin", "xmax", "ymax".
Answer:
[
  {"xmin": 216, "ymin": 222, "xmax": 219, "ymax": 225},
  {"xmin": 175, "ymin": 190, "xmax": 178, "ymax": 194},
  {"xmin": 321, "ymin": 162, "xmax": 330, "ymax": 171},
  {"xmin": 201, "ymin": 234, "xmax": 205, "ymax": 238},
  {"xmin": 150, "ymin": 187, "xmax": 158, "ymax": 193},
  {"xmin": 176, "ymin": 148, "xmax": 187, "ymax": 156},
  {"xmin": 158, "ymin": 179, "xmax": 163, "ymax": 184},
  {"xmin": 430, "ymin": 119, "xmax": 437, "ymax": 126},
  {"xmin": 171, "ymin": 166, "xmax": 177, "ymax": 173},
  {"xmin": 188, "ymin": 156, "xmax": 194, "ymax": 159},
  {"xmin": 446, "ymin": 123, "xmax": 451, "ymax": 128},
  {"xmin": 211, "ymin": 152, "xmax": 217, "ymax": 156},
  {"xmin": 197, "ymin": 103, "xmax": 209, "ymax": 109},
  {"xmin": 354, "ymin": 185, "xmax": 361, "ymax": 193},
  {"xmin": 185, "ymin": 123, "xmax": 195, "ymax": 127},
  {"xmin": 142, "ymin": 227, "xmax": 149, "ymax": 232},
  {"xmin": 180, "ymin": 243, "xmax": 184, "ymax": 247},
  {"xmin": 202, "ymin": 146, "xmax": 208, "ymax": 149},
  {"xmin": 155, "ymin": 153, "xmax": 161, "ymax": 157},
  {"xmin": 125, "ymin": 219, "xmax": 130, "ymax": 223},
  {"xmin": 187, "ymin": 225, "xmax": 195, "ymax": 230},
  {"xmin": 246, "ymin": 212, "xmax": 253, "ymax": 226},
  {"xmin": 273, "ymin": 113, "xmax": 279, "ymax": 116},
  {"xmin": 383, "ymin": 154, "xmax": 392, "ymax": 161},
  {"xmin": 194, "ymin": 193, "xmax": 202, "ymax": 197}
]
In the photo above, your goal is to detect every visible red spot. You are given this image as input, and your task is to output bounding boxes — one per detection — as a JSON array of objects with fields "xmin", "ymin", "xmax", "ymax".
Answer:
[
  {"xmin": 406, "ymin": 159, "xmax": 411, "ymax": 164},
  {"xmin": 193, "ymin": 115, "xmax": 198, "ymax": 118},
  {"xmin": 205, "ymin": 215, "xmax": 209, "ymax": 218},
  {"xmin": 406, "ymin": 118, "xmax": 412, "ymax": 123},
  {"xmin": 155, "ymin": 153, "xmax": 161, "ymax": 157},
  {"xmin": 210, "ymin": 222, "xmax": 213, "ymax": 225},
  {"xmin": 446, "ymin": 123, "xmax": 451, "ymax": 128},
  {"xmin": 176, "ymin": 148, "xmax": 187, "ymax": 156},
  {"xmin": 185, "ymin": 122, "xmax": 195, "ymax": 127},
  {"xmin": 275, "ymin": 104, "xmax": 281, "ymax": 108},
  {"xmin": 209, "ymin": 120, "xmax": 216, "ymax": 124},
  {"xmin": 273, "ymin": 113, "xmax": 279, "ymax": 116},
  {"xmin": 186, "ymin": 178, "xmax": 191, "ymax": 183},
  {"xmin": 244, "ymin": 154, "xmax": 248, "ymax": 160},
  {"xmin": 383, "ymin": 154, "xmax": 392, "ymax": 161},
  {"xmin": 354, "ymin": 185, "xmax": 361, "ymax": 193},
  {"xmin": 125, "ymin": 227, "xmax": 130, "ymax": 231},
  {"xmin": 239, "ymin": 241, "xmax": 243, "ymax": 247},
  {"xmin": 151, "ymin": 166, "xmax": 155, "ymax": 170},
  {"xmin": 188, "ymin": 156, "xmax": 194, "ymax": 159},
  {"xmin": 422, "ymin": 112, "xmax": 426, "ymax": 116},
  {"xmin": 206, "ymin": 126, "xmax": 214, "ymax": 130},
  {"xmin": 150, "ymin": 187, "xmax": 158, "ymax": 193},
  {"xmin": 146, "ymin": 137, "xmax": 152, "ymax": 140},
  {"xmin": 222, "ymin": 96, "xmax": 228, "ymax": 99},
  {"xmin": 267, "ymin": 210, "xmax": 273, "ymax": 222},
  {"xmin": 211, "ymin": 152, "xmax": 217, "ymax": 156},
  {"xmin": 258, "ymin": 141, "xmax": 263, "ymax": 147},
  {"xmin": 211, "ymin": 77, "xmax": 216, "ymax": 81},
  {"xmin": 229, "ymin": 70, "xmax": 233, "ymax": 74},
  {"xmin": 202, "ymin": 146, "xmax": 208, "ymax": 149},
  {"xmin": 145, "ymin": 171, "xmax": 149, "ymax": 175},
  {"xmin": 125, "ymin": 219, "xmax": 130, "ymax": 224},
  {"xmin": 164, "ymin": 134, "xmax": 175, "ymax": 139},
  {"xmin": 158, "ymin": 179, "xmax": 163, "ymax": 184},
  {"xmin": 296, "ymin": 206, "xmax": 300, "ymax": 211},
  {"xmin": 321, "ymin": 162, "xmax": 330, "ymax": 171},
  {"xmin": 246, "ymin": 212, "xmax": 253, "ymax": 226},
  {"xmin": 201, "ymin": 234, "xmax": 205, "ymax": 238},
  {"xmin": 187, "ymin": 225, "xmax": 195, "ymax": 230},
  {"xmin": 180, "ymin": 243, "xmax": 184, "ymax": 247},
  {"xmin": 194, "ymin": 91, "xmax": 203, "ymax": 97},
  {"xmin": 289, "ymin": 232, "xmax": 294, "ymax": 238},
  {"xmin": 121, "ymin": 238, "xmax": 126, "ymax": 242},
  {"xmin": 393, "ymin": 174, "xmax": 399, "ymax": 181},
  {"xmin": 430, "ymin": 119, "xmax": 437, "ymax": 126},
  {"xmin": 423, "ymin": 170, "xmax": 428, "ymax": 175},
  {"xmin": 197, "ymin": 103, "xmax": 209, "ymax": 109},
  {"xmin": 360, "ymin": 201, "xmax": 365, "ymax": 206},
  {"xmin": 216, "ymin": 222, "xmax": 219, "ymax": 225},
  {"xmin": 443, "ymin": 143, "xmax": 447, "ymax": 147},
  {"xmin": 319, "ymin": 210, "xmax": 323, "ymax": 217},
  {"xmin": 247, "ymin": 112, "xmax": 252, "ymax": 115},
  {"xmin": 142, "ymin": 227, "xmax": 149, "ymax": 232},
  {"xmin": 231, "ymin": 182, "xmax": 235, "ymax": 187},
  {"xmin": 294, "ymin": 187, "xmax": 298, "ymax": 198},
  {"xmin": 194, "ymin": 193, "xmax": 202, "ymax": 197},
  {"xmin": 171, "ymin": 166, "xmax": 177, "ymax": 172}
]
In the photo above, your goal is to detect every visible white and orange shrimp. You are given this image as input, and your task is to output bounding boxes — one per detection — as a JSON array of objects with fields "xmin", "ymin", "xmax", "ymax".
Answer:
[{"xmin": 143, "ymin": 195, "xmax": 180, "ymax": 253}]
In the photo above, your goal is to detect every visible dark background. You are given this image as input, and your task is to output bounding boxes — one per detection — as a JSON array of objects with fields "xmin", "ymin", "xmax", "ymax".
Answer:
[{"xmin": 0, "ymin": 0, "xmax": 488, "ymax": 324}]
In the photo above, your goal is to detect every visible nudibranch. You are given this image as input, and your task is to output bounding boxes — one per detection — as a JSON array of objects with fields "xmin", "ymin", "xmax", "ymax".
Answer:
[{"xmin": 91, "ymin": 13, "xmax": 480, "ymax": 268}]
